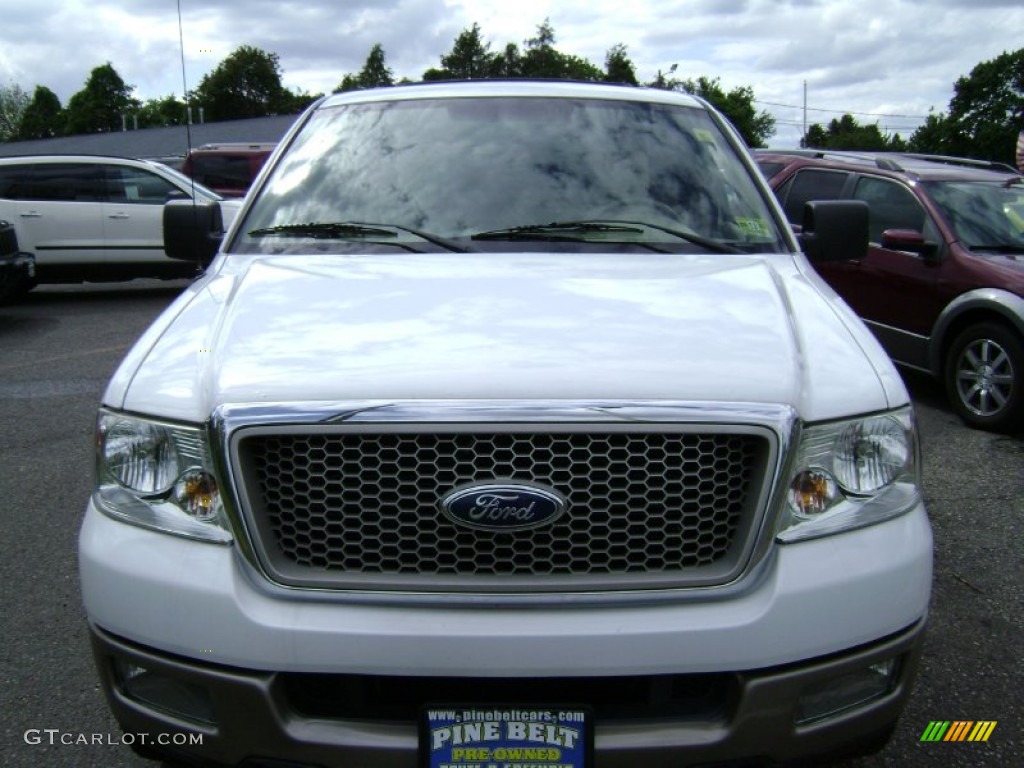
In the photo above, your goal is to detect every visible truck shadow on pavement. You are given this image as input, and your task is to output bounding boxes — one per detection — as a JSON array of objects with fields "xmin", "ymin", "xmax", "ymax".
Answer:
[{"xmin": 19, "ymin": 278, "xmax": 193, "ymax": 305}]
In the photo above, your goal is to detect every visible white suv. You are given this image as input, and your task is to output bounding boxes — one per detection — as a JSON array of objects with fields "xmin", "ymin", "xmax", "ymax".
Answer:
[
  {"xmin": 80, "ymin": 81, "xmax": 932, "ymax": 768},
  {"xmin": 0, "ymin": 154, "xmax": 237, "ymax": 290}
]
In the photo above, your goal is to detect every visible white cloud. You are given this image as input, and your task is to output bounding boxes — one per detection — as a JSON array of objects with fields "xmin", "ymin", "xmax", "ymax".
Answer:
[{"xmin": 0, "ymin": 0, "xmax": 1021, "ymax": 148}]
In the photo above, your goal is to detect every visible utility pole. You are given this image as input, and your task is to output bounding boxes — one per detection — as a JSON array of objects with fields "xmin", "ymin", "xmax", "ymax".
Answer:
[{"xmin": 802, "ymin": 80, "xmax": 807, "ymax": 147}]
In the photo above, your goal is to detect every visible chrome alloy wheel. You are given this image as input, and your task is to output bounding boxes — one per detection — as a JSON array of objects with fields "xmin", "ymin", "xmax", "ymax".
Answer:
[{"xmin": 954, "ymin": 337, "xmax": 1014, "ymax": 418}]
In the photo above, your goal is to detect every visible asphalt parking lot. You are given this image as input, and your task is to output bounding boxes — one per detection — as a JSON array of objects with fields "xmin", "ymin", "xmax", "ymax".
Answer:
[{"xmin": 0, "ymin": 280, "xmax": 1020, "ymax": 767}]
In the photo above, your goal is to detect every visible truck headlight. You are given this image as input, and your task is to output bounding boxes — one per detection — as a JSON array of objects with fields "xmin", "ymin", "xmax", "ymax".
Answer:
[
  {"xmin": 94, "ymin": 410, "xmax": 231, "ymax": 543},
  {"xmin": 778, "ymin": 407, "xmax": 920, "ymax": 542}
]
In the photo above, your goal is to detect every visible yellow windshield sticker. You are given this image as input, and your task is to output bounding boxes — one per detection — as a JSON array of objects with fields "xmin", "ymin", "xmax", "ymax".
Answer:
[{"xmin": 734, "ymin": 217, "xmax": 772, "ymax": 238}]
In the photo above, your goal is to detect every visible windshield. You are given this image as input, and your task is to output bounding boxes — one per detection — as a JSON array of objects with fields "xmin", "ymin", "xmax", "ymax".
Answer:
[
  {"xmin": 923, "ymin": 179, "xmax": 1024, "ymax": 250},
  {"xmin": 233, "ymin": 96, "xmax": 784, "ymax": 255}
]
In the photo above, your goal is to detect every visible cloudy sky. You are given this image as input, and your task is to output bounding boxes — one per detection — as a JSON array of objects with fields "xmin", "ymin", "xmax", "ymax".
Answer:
[{"xmin": 0, "ymin": 0, "xmax": 1021, "ymax": 146}]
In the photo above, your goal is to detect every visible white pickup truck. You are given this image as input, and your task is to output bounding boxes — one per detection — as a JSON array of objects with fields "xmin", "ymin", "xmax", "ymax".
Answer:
[{"xmin": 80, "ymin": 80, "xmax": 932, "ymax": 768}]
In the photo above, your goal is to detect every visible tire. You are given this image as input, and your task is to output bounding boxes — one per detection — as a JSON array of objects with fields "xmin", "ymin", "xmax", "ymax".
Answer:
[
  {"xmin": 0, "ymin": 277, "xmax": 34, "ymax": 305},
  {"xmin": 944, "ymin": 322, "xmax": 1024, "ymax": 433}
]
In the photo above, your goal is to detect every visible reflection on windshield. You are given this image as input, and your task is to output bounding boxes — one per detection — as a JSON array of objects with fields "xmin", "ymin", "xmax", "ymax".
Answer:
[
  {"xmin": 234, "ymin": 96, "xmax": 783, "ymax": 255},
  {"xmin": 925, "ymin": 180, "xmax": 1024, "ymax": 249}
]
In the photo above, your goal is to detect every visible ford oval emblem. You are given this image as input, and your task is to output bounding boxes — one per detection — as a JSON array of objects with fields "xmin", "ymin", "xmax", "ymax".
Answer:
[{"xmin": 440, "ymin": 483, "xmax": 567, "ymax": 532}]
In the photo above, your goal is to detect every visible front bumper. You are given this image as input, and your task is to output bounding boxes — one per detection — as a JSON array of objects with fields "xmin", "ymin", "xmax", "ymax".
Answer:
[
  {"xmin": 80, "ymin": 501, "xmax": 932, "ymax": 766},
  {"xmin": 90, "ymin": 620, "xmax": 925, "ymax": 768}
]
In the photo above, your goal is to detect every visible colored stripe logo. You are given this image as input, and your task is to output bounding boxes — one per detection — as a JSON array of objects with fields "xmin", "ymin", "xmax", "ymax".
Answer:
[{"xmin": 920, "ymin": 721, "xmax": 997, "ymax": 742}]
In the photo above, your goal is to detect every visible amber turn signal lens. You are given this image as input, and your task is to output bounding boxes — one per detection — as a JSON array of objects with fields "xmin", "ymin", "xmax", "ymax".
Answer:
[{"xmin": 788, "ymin": 469, "xmax": 837, "ymax": 518}]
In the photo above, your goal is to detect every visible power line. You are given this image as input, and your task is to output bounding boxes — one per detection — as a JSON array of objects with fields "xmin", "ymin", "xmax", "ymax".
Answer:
[
  {"xmin": 772, "ymin": 118, "xmax": 921, "ymax": 131},
  {"xmin": 754, "ymin": 99, "xmax": 930, "ymax": 120}
]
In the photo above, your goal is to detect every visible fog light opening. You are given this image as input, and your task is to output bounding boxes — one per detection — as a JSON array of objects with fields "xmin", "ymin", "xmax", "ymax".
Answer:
[
  {"xmin": 796, "ymin": 657, "xmax": 899, "ymax": 725},
  {"xmin": 114, "ymin": 658, "xmax": 217, "ymax": 725}
]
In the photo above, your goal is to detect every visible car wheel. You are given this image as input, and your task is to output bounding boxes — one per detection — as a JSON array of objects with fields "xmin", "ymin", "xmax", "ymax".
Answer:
[
  {"xmin": 0, "ymin": 279, "xmax": 35, "ymax": 305},
  {"xmin": 944, "ymin": 322, "xmax": 1023, "ymax": 433}
]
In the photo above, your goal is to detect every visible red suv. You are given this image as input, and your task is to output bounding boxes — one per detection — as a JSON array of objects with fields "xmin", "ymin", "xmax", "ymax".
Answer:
[
  {"xmin": 757, "ymin": 150, "xmax": 1024, "ymax": 432},
  {"xmin": 180, "ymin": 142, "xmax": 276, "ymax": 198}
]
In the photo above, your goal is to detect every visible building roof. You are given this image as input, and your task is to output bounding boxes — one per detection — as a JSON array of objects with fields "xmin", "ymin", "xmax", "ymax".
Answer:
[{"xmin": 0, "ymin": 114, "xmax": 300, "ymax": 161}]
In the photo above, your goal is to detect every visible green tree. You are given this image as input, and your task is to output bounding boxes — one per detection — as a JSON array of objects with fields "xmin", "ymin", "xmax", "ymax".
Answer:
[
  {"xmin": 490, "ymin": 43, "xmax": 523, "ymax": 78},
  {"xmin": 0, "ymin": 82, "xmax": 30, "ymax": 141},
  {"xmin": 136, "ymin": 94, "xmax": 186, "ymax": 128},
  {"xmin": 421, "ymin": 67, "xmax": 450, "ymax": 82},
  {"xmin": 424, "ymin": 20, "xmax": 610, "ymax": 83},
  {"xmin": 802, "ymin": 114, "xmax": 905, "ymax": 151},
  {"xmin": 63, "ymin": 63, "xmax": 140, "ymax": 134},
  {"xmin": 945, "ymin": 48, "xmax": 1024, "ymax": 162},
  {"xmin": 335, "ymin": 73, "xmax": 360, "ymax": 92},
  {"xmin": 191, "ymin": 45, "xmax": 300, "ymax": 121},
  {"xmin": 802, "ymin": 123, "xmax": 829, "ymax": 148},
  {"xmin": 439, "ymin": 23, "xmax": 496, "ymax": 79},
  {"xmin": 288, "ymin": 89, "xmax": 323, "ymax": 112},
  {"xmin": 520, "ymin": 19, "xmax": 559, "ymax": 78},
  {"xmin": 335, "ymin": 43, "xmax": 394, "ymax": 92},
  {"xmin": 907, "ymin": 112, "xmax": 963, "ymax": 154},
  {"xmin": 16, "ymin": 86, "xmax": 63, "ymax": 140},
  {"xmin": 604, "ymin": 44, "xmax": 638, "ymax": 86},
  {"xmin": 519, "ymin": 19, "xmax": 602, "ymax": 81},
  {"xmin": 905, "ymin": 49, "xmax": 1024, "ymax": 162},
  {"xmin": 560, "ymin": 54, "xmax": 605, "ymax": 82},
  {"xmin": 648, "ymin": 63, "xmax": 682, "ymax": 91}
]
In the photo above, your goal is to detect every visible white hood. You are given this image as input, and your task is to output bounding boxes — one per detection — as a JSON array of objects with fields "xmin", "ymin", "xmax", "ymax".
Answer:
[{"xmin": 107, "ymin": 252, "xmax": 904, "ymax": 423}]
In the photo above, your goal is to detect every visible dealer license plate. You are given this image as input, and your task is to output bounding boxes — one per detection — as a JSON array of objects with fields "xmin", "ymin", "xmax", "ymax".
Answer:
[{"xmin": 422, "ymin": 705, "xmax": 592, "ymax": 768}]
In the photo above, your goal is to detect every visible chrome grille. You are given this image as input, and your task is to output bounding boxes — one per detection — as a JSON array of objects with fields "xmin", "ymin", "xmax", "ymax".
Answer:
[{"xmin": 232, "ymin": 425, "xmax": 774, "ymax": 591}]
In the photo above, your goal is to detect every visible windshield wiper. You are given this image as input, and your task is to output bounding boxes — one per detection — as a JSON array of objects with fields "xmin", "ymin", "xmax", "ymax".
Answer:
[
  {"xmin": 613, "ymin": 220, "xmax": 743, "ymax": 253},
  {"xmin": 969, "ymin": 243, "xmax": 1024, "ymax": 254},
  {"xmin": 247, "ymin": 222, "xmax": 466, "ymax": 252},
  {"xmin": 248, "ymin": 222, "xmax": 396, "ymax": 238},
  {"xmin": 471, "ymin": 220, "xmax": 740, "ymax": 254},
  {"xmin": 472, "ymin": 221, "xmax": 645, "ymax": 241}
]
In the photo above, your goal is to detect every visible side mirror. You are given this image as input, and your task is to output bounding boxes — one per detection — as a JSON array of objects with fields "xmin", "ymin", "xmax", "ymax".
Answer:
[
  {"xmin": 163, "ymin": 199, "xmax": 224, "ymax": 266},
  {"xmin": 799, "ymin": 200, "xmax": 869, "ymax": 263},
  {"xmin": 881, "ymin": 228, "xmax": 940, "ymax": 261}
]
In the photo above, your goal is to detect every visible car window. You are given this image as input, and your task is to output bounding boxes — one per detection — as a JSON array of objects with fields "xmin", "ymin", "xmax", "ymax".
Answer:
[
  {"xmin": 189, "ymin": 155, "xmax": 255, "ymax": 190},
  {"xmin": 11, "ymin": 163, "xmax": 105, "ymax": 202},
  {"xmin": 755, "ymin": 160, "xmax": 787, "ymax": 180},
  {"xmin": 852, "ymin": 176, "xmax": 926, "ymax": 243},
  {"xmin": 779, "ymin": 168, "xmax": 851, "ymax": 224},
  {"xmin": 105, "ymin": 166, "xmax": 179, "ymax": 204},
  {"xmin": 0, "ymin": 165, "xmax": 30, "ymax": 199}
]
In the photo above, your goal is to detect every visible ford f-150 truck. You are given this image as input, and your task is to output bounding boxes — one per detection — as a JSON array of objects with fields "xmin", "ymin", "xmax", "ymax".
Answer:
[{"xmin": 80, "ymin": 80, "xmax": 932, "ymax": 768}]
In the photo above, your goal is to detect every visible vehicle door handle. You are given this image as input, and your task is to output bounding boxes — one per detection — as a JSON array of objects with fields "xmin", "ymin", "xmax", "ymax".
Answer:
[
  {"xmin": 19, "ymin": 211, "xmax": 42, "ymax": 218},
  {"xmin": 108, "ymin": 213, "xmax": 130, "ymax": 219}
]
